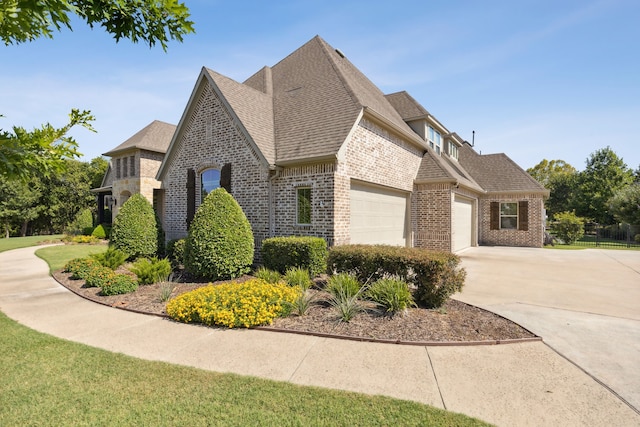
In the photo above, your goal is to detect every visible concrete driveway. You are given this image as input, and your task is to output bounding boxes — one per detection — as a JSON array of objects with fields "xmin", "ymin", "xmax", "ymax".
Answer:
[{"xmin": 457, "ymin": 247, "xmax": 640, "ymax": 412}]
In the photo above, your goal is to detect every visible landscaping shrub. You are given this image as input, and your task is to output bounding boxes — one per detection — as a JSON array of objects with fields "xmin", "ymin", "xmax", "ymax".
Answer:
[
  {"xmin": 553, "ymin": 211, "xmax": 585, "ymax": 245},
  {"xmin": 90, "ymin": 247, "xmax": 127, "ymax": 270},
  {"xmin": 82, "ymin": 226, "xmax": 95, "ymax": 236},
  {"xmin": 366, "ymin": 277, "xmax": 415, "ymax": 314},
  {"xmin": 65, "ymin": 235, "xmax": 100, "ymax": 244},
  {"xmin": 327, "ymin": 245, "xmax": 466, "ymax": 308},
  {"xmin": 110, "ymin": 194, "xmax": 162, "ymax": 260},
  {"xmin": 326, "ymin": 273, "xmax": 362, "ymax": 299},
  {"xmin": 67, "ymin": 208, "xmax": 93, "ymax": 235},
  {"xmin": 184, "ymin": 189, "xmax": 254, "ymax": 281},
  {"xmin": 255, "ymin": 267, "xmax": 282, "ymax": 284},
  {"xmin": 130, "ymin": 257, "xmax": 172, "ymax": 285},
  {"xmin": 166, "ymin": 279, "xmax": 299, "ymax": 328},
  {"xmin": 262, "ymin": 236, "xmax": 327, "ymax": 277},
  {"xmin": 635, "ymin": 234, "xmax": 640, "ymax": 244},
  {"xmin": 166, "ymin": 238, "xmax": 186, "ymax": 267},
  {"xmin": 83, "ymin": 265, "xmax": 117, "ymax": 288},
  {"xmin": 64, "ymin": 257, "xmax": 101, "ymax": 280},
  {"xmin": 288, "ymin": 289, "xmax": 316, "ymax": 316},
  {"xmin": 99, "ymin": 274, "xmax": 139, "ymax": 296},
  {"xmin": 91, "ymin": 224, "xmax": 110, "ymax": 239},
  {"xmin": 284, "ymin": 267, "xmax": 312, "ymax": 290}
]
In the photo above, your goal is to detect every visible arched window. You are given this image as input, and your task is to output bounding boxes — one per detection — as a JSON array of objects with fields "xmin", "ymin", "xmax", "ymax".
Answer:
[{"xmin": 201, "ymin": 168, "xmax": 220, "ymax": 200}]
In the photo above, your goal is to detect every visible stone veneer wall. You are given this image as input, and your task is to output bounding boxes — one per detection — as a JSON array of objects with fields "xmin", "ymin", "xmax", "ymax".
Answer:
[
  {"xmin": 478, "ymin": 193, "xmax": 545, "ymax": 248},
  {"xmin": 161, "ymin": 82, "xmax": 270, "ymax": 260},
  {"xmin": 110, "ymin": 150, "xmax": 164, "ymax": 218}
]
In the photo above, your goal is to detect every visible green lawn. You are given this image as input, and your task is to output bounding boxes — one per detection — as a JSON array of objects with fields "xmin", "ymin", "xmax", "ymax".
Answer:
[
  {"xmin": 36, "ymin": 243, "xmax": 108, "ymax": 272},
  {"xmin": 0, "ymin": 235, "xmax": 63, "ymax": 253},
  {"xmin": 2, "ymin": 243, "xmax": 491, "ymax": 426}
]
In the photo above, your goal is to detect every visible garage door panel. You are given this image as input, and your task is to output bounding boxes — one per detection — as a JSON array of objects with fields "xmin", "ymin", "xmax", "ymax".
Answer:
[
  {"xmin": 350, "ymin": 183, "xmax": 407, "ymax": 246},
  {"xmin": 453, "ymin": 196, "xmax": 473, "ymax": 252}
]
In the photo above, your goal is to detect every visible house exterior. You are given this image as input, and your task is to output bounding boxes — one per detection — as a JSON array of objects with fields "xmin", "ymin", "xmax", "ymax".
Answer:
[
  {"xmin": 155, "ymin": 35, "xmax": 548, "ymax": 258},
  {"xmin": 92, "ymin": 120, "xmax": 176, "ymax": 222}
]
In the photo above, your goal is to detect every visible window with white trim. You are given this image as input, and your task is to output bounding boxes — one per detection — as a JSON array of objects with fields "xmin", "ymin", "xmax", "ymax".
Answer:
[
  {"xmin": 296, "ymin": 187, "xmax": 311, "ymax": 225},
  {"xmin": 427, "ymin": 125, "xmax": 441, "ymax": 155},
  {"xmin": 500, "ymin": 202, "xmax": 518, "ymax": 229},
  {"xmin": 448, "ymin": 141, "xmax": 459, "ymax": 160}
]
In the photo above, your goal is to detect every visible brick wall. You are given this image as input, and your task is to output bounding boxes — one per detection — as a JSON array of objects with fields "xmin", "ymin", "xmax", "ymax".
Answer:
[
  {"xmin": 412, "ymin": 182, "xmax": 453, "ymax": 251},
  {"xmin": 479, "ymin": 193, "xmax": 545, "ymax": 247},
  {"xmin": 161, "ymin": 82, "xmax": 270, "ymax": 261}
]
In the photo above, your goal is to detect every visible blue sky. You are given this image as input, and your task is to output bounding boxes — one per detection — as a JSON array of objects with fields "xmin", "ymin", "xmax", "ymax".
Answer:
[{"xmin": 1, "ymin": 0, "xmax": 638, "ymax": 172}]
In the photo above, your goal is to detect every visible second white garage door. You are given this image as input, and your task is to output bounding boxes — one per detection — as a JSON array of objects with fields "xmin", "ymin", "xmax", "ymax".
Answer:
[
  {"xmin": 453, "ymin": 195, "xmax": 474, "ymax": 252},
  {"xmin": 350, "ymin": 182, "xmax": 408, "ymax": 246}
]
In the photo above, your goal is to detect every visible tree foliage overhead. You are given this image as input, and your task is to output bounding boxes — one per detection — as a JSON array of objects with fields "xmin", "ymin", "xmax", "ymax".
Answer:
[
  {"xmin": 0, "ymin": 109, "xmax": 95, "ymax": 181},
  {"xmin": 0, "ymin": 0, "xmax": 195, "ymax": 50},
  {"xmin": 609, "ymin": 184, "xmax": 640, "ymax": 225}
]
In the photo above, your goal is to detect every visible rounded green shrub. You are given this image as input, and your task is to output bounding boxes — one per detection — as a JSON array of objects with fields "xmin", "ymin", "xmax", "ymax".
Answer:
[
  {"xmin": 553, "ymin": 211, "xmax": 585, "ymax": 245},
  {"xmin": 64, "ymin": 257, "xmax": 101, "ymax": 280},
  {"xmin": 110, "ymin": 194, "xmax": 161, "ymax": 259},
  {"xmin": 99, "ymin": 275, "xmax": 139, "ymax": 296},
  {"xmin": 83, "ymin": 265, "xmax": 117, "ymax": 288},
  {"xmin": 91, "ymin": 224, "xmax": 109, "ymax": 239},
  {"xmin": 130, "ymin": 257, "xmax": 172, "ymax": 285},
  {"xmin": 90, "ymin": 247, "xmax": 127, "ymax": 270},
  {"xmin": 184, "ymin": 189, "xmax": 254, "ymax": 280},
  {"xmin": 166, "ymin": 238, "xmax": 186, "ymax": 267}
]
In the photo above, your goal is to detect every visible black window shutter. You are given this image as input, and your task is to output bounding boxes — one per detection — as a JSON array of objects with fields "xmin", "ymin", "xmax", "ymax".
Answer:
[
  {"xmin": 220, "ymin": 163, "xmax": 231, "ymax": 193},
  {"xmin": 186, "ymin": 168, "xmax": 196, "ymax": 227},
  {"xmin": 490, "ymin": 202, "xmax": 500, "ymax": 230},
  {"xmin": 518, "ymin": 201, "xmax": 529, "ymax": 231}
]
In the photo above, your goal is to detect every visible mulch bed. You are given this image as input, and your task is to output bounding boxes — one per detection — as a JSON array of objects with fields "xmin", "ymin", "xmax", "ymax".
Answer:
[{"xmin": 52, "ymin": 270, "xmax": 538, "ymax": 344}]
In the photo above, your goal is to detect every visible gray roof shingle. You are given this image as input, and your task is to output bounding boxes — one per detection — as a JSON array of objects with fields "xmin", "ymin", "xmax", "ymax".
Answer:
[
  {"xmin": 103, "ymin": 120, "xmax": 176, "ymax": 156},
  {"xmin": 458, "ymin": 144, "xmax": 548, "ymax": 194}
]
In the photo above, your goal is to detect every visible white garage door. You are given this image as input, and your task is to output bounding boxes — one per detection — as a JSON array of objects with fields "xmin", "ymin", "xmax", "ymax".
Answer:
[
  {"xmin": 453, "ymin": 196, "xmax": 473, "ymax": 252},
  {"xmin": 350, "ymin": 182, "xmax": 408, "ymax": 246}
]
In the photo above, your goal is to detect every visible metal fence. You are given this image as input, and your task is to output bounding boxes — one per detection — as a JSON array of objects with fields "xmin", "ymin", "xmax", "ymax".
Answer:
[{"xmin": 574, "ymin": 223, "xmax": 640, "ymax": 248}]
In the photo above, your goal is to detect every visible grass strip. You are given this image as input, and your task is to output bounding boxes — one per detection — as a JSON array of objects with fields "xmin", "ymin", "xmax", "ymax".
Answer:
[
  {"xmin": 0, "ymin": 311, "xmax": 490, "ymax": 426},
  {"xmin": 36, "ymin": 244, "xmax": 108, "ymax": 273},
  {"xmin": 0, "ymin": 235, "xmax": 63, "ymax": 253}
]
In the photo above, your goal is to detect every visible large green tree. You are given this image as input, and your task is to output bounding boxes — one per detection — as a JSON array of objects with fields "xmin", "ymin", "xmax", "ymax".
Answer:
[
  {"xmin": 527, "ymin": 159, "xmax": 577, "ymax": 187},
  {"xmin": 574, "ymin": 147, "xmax": 633, "ymax": 224},
  {"xmin": 609, "ymin": 184, "xmax": 640, "ymax": 225},
  {"xmin": 0, "ymin": 0, "xmax": 194, "ymax": 50},
  {"xmin": 0, "ymin": 178, "xmax": 44, "ymax": 237}
]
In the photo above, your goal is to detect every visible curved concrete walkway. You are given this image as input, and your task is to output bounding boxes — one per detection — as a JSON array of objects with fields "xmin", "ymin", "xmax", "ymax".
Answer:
[{"xmin": 1, "ymin": 246, "xmax": 639, "ymax": 427}]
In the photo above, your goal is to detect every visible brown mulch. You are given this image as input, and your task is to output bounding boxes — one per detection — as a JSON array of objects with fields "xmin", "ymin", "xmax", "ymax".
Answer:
[{"xmin": 52, "ymin": 270, "xmax": 537, "ymax": 344}]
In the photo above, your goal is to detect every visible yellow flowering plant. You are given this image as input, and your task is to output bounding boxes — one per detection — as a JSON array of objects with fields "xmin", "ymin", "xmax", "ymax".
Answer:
[{"xmin": 166, "ymin": 279, "xmax": 300, "ymax": 328}]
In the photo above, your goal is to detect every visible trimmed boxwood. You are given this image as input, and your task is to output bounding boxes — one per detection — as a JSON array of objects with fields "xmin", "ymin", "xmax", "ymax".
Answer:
[
  {"xmin": 327, "ymin": 245, "xmax": 466, "ymax": 308},
  {"xmin": 110, "ymin": 194, "xmax": 162, "ymax": 259},
  {"xmin": 184, "ymin": 188, "xmax": 254, "ymax": 281},
  {"xmin": 262, "ymin": 236, "xmax": 327, "ymax": 277}
]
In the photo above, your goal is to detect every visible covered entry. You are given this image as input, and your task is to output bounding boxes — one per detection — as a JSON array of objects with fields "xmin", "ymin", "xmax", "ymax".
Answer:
[
  {"xmin": 350, "ymin": 182, "xmax": 408, "ymax": 246},
  {"xmin": 453, "ymin": 195, "xmax": 474, "ymax": 252}
]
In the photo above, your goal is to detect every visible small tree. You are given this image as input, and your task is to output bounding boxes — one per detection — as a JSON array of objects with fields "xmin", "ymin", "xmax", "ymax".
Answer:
[
  {"xmin": 184, "ymin": 189, "xmax": 254, "ymax": 280},
  {"xmin": 553, "ymin": 211, "xmax": 585, "ymax": 245},
  {"xmin": 609, "ymin": 184, "xmax": 640, "ymax": 225},
  {"xmin": 110, "ymin": 194, "xmax": 160, "ymax": 259}
]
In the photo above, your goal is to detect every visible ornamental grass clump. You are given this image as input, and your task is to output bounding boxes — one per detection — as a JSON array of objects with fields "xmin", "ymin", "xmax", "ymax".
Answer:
[
  {"xmin": 284, "ymin": 266, "xmax": 312, "ymax": 290},
  {"xmin": 166, "ymin": 279, "xmax": 300, "ymax": 328},
  {"xmin": 130, "ymin": 257, "xmax": 172, "ymax": 285},
  {"xmin": 326, "ymin": 273, "xmax": 366, "ymax": 322},
  {"xmin": 366, "ymin": 277, "xmax": 416, "ymax": 315},
  {"xmin": 254, "ymin": 267, "xmax": 282, "ymax": 284}
]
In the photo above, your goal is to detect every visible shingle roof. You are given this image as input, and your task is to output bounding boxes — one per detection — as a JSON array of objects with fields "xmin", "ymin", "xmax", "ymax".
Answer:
[
  {"xmin": 385, "ymin": 91, "xmax": 431, "ymax": 121},
  {"xmin": 207, "ymin": 68, "xmax": 276, "ymax": 165},
  {"xmin": 458, "ymin": 144, "xmax": 548, "ymax": 194},
  {"xmin": 103, "ymin": 120, "xmax": 176, "ymax": 157}
]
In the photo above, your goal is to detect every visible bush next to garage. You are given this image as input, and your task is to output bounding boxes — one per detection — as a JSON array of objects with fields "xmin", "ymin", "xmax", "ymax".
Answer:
[
  {"xmin": 261, "ymin": 236, "xmax": 327, "ymax": 277},
  {"xmin": 327, "ymin": 245, "xmax": 466, "ymax": 308}
]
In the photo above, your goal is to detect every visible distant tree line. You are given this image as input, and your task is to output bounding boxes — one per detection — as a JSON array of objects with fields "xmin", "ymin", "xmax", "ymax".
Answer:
[
  {"xmin": 0, "ymin": 157, "xmax": 107, "ymax": 238},
  {"xmin": 528, "ymin": 147, "xmax": 640, "ymax": 225}
]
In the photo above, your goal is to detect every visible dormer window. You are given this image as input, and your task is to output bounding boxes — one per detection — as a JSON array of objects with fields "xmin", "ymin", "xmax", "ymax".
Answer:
[
  {"xmin": 448, "ymin": 141, "xmax": 459, "ymax": 160},
  {"xmin": 427, "ymin": 126, "xmax": 441, "ymax": 155}
]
